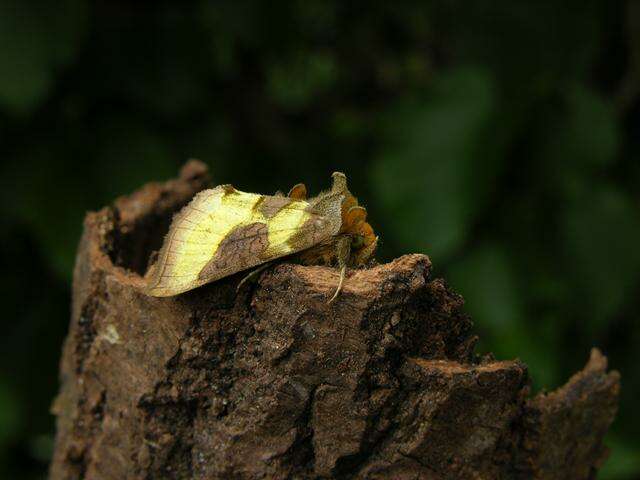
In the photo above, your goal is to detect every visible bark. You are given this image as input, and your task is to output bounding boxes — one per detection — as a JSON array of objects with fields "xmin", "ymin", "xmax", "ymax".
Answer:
[{"xmin": 50, "ymin": 161, "xmax": 620, "ymax": 480}]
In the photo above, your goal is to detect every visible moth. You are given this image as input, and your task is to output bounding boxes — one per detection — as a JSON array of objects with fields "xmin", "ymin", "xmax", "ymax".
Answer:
[{"xmin": 143, "ymin": 172, "xmax": 377, "ymax": 302}]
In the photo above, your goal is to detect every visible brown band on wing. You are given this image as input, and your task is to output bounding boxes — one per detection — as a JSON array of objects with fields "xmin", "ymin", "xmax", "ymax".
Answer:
[
  {"xmin": 258, "ymin": 195, "xmax": 291, "ymax": 218},
  {"xmin": 198, "ymin": 222, "xmax": 269, "ymax": 280}
]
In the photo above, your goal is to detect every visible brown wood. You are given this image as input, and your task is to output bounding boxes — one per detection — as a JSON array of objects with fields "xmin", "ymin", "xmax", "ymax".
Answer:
[{"xmin": 50, "ymin": 161, "xmax": 620, "ymax": 480}]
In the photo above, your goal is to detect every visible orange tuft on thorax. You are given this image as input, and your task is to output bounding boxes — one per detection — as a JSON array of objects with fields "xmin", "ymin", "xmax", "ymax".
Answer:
[{"xmin": 339, "ymin": 193, "xmax": 378, "ymax": 266}]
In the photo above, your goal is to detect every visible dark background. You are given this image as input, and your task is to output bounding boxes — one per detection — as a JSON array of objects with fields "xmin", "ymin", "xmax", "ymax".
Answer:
[{"xmin": 1, "ymin": 1, "xmax": 639, "ymax": 478}]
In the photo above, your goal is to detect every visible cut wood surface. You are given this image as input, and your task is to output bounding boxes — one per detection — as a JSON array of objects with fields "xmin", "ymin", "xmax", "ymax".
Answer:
[{"xmin": 50, "ymin": 162, "xmax": 620, "ymax": 480}]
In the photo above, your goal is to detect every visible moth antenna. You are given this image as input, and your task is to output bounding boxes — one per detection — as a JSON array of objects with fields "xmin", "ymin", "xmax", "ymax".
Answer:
[{"xmin": 328, "ymin": 265, "xmax": 346, "ymax": 304}]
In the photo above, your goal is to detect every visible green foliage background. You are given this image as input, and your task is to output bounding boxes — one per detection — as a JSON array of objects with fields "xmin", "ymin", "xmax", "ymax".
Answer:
[{"xmin": 1, "ymin": 1, "xmax": 639, "ymax": 478}]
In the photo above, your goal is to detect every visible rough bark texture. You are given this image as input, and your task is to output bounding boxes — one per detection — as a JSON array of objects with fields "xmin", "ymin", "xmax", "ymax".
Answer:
[{"xmin": 50, "ymin": 161, "xmax": 620, "ymax": 480}]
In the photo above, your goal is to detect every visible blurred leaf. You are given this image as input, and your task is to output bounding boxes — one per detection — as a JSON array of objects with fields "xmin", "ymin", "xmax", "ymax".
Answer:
[
  {"xmin": 29, "ymin": 434, "xmax": 54, "ymax": 463},
  {"xmin": 371, "ymin": 67, "xmax": 504, "ymax": 262},
  {"xmin": 0, "ymin": 120, "xmax": 175, "ymax": 280},
  {"xmin": 290, "ymin": 0, "xmax": 337, "ymax": 40},
  {"xmin": 599, "ymin": 435, "xmax": 640, "ymax": 480},
  {"xmin": 448, "ymin": 244, "xmax": 560, "ymax": 388},
  {"xmin": 1, "ymin": 151, "xmax": 90, "ymax": 279},
  {"xmin": 615, "ymin": 1, "xmax": 640, "ymax": 113},
  {"xmin": 0, "ymin": 0, "xmax": 87, "ymax": 114},
  {"xmin": 0, "ymin": 380, "xmax": 21, "ymax": 446},
  {"xmin": 562, "ymin": 87, "xmax": 619, "ymax": 169},
  {"xmin": 539, "ymin": 86, "xmax": 619, "ymax": 193},
  {"xmin": 93, "ymin": 120, "xmax": 176, "ymax": 200},
  {"xmin": 445, "ymin": 2, "xmax": 601, "ymax": 97},
  {"xmin": 90, "ymin": 6, "xmax": 214, "ymax": 117},
  {"xmin": 130, "ymin": 8, "xmax": 214, "ymax": 117},
  {"xmin": 332, "ymin": 109, "xmax": 366, "ymax": 140},
  {"xmin": 200, "ymin": 1, "xmax": 262, "ymax": 75},
  {"xmin": 449, "ymin": 244, "xmax": 524, "ymax": 334},
  {"xmin": 561, "ymin": 186, "xmax": 640, "ymax": 328},
  {"xmin": 178, "ymin": 118, "xmax": 233, "ymax": 181},
  {"xmin": 267, "ymin": 52, "xmax": 338, "ymax": 110}
]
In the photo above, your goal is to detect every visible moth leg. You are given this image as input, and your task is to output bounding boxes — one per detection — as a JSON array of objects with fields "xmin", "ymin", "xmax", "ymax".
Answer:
[
  {"xmin": 236, "ymin": 262, "xmax": 274, "ymax": 292},
  {"xmin": 288, "ymin": 183, "xmax": 307, "ymax": 200},
  {"xmin": 328, "ymin": 236, "xmax": 351, "ymax": 304}
]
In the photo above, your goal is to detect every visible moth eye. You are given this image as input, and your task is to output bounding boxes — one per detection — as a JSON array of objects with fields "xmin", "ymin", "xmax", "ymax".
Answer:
[{"xmin": 351, "ymin": 235, "xmax": 364, "ymax": 249}]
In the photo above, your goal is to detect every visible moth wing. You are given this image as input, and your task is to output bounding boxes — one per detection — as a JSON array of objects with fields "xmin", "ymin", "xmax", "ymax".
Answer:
[
  {"xmin": 143, "ymin": 186, "xmax": 239, "ymax": 296},
  {"xmin": 143, "ymin": 187, "xmax": 342, "ymax": 297}
]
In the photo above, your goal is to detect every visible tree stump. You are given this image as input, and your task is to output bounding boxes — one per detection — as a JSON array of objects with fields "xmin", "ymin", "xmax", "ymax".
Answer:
[{"xmin": 50, "ymin": 161, "xmax": 620, "ymax": 480}]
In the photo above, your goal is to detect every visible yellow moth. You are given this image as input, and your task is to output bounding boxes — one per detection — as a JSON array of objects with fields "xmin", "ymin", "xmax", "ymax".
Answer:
[{"xmin": 143, "ymin": 172, "xmax": 378, "ymax": 302}]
